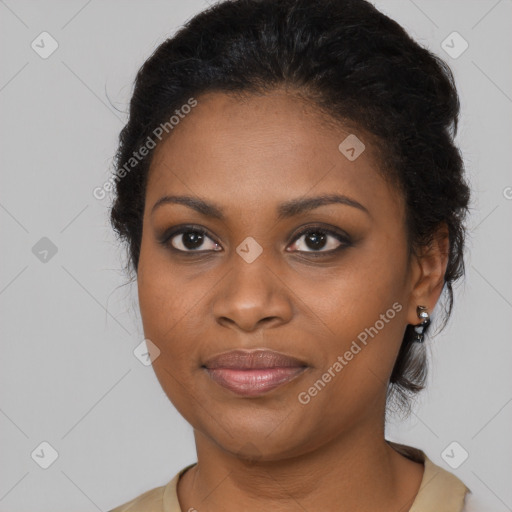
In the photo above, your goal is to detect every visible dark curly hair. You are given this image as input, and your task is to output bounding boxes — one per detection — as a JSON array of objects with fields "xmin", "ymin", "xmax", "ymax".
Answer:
[{"xmin": 109, "ymin": 0, "xmax": 471, "ymax": 414}]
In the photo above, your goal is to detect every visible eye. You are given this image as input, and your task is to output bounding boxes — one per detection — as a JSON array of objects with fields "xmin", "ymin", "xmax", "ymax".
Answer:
[
  {"xmin": 162, "ymin": 226, "xmax": 221, "ymax": 253},
  {"xmin": 287, "ymin": 225, "xmax": 351, "ymax": 254},
  {"xmin": 160, "ymin": 224, "xmax": 351, "ymax": 255}
]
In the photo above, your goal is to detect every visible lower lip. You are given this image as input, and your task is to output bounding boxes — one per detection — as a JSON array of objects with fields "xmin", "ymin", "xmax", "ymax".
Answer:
[{"xmin": 205, "ymin": 367, "xmax": 307, "ymax": 396}]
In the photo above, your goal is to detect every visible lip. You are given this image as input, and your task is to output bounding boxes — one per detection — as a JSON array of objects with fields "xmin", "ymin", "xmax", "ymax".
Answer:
[{"xmin": 202, "ymin": 349, "xmax": 308, "ymax": 397}]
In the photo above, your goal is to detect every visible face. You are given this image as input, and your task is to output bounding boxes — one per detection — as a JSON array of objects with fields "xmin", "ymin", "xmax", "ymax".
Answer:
[{"xmin": 137, "ymin": 90, "xmax": 428, "ymax": 461}]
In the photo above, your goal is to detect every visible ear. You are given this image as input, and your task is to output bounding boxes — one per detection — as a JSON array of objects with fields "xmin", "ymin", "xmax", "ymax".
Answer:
[{"xmin": 406, "ymin": 222, "xmax": 450, "ymax": 325}]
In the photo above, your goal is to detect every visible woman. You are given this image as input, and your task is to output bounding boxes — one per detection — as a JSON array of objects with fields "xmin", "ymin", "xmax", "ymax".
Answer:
[{"xmin": 108, "ymin": 0, "xmax": 472, "ymax": 510}]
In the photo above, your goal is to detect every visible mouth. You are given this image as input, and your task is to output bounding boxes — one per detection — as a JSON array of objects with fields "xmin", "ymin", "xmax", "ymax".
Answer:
[{"xmin": 202, "ymin": 349, "xmax": 308, "ymax": 397}]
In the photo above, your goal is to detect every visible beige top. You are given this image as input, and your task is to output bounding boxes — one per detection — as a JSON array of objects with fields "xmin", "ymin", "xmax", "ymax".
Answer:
[{"xmin": 109, "ymin": 442, "xmax": 471, "ymax": 512}]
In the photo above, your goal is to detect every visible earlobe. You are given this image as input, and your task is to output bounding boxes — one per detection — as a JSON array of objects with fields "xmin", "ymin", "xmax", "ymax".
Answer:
[{"xmin": 411, "ymin": 305, "xmax": 431, "ymax": 343}]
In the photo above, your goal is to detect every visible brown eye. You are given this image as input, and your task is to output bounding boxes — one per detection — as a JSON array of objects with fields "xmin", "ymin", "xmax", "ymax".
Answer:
[
  {"xmin": 163, "ymin": 227, "xmax": 222, "ymax": 252},
  {"xmin": 288, "ymin": 226, "xmax": 352, "ymax": 254}
]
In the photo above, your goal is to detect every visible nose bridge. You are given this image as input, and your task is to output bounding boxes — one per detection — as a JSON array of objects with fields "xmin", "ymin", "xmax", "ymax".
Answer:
[{"xmin": 212, "ymin": 243, "xmax": 292, "ymax": 331}]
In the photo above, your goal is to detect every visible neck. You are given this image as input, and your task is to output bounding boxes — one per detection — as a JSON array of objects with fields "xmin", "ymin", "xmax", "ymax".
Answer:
[{"xmin": 177, "ymin": 422, "xmax": 423, "ymax": 512}]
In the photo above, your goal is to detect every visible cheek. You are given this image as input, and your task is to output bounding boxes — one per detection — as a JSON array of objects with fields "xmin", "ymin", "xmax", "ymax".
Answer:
[
  {"xmin": 137, "ymin": 245, "xmax": 194, "ymax": 362},
  {"xmin": 138, "ymin": 235, "xmax": 197, "ymax": 323},
  {"xmin": 299, "ymin": 240, "xmax": 407, "ymax": 336},
  {"xmin": 295, "ymin": 241, "xmax": 408, "ymax": 390},
  {"xmin": 136, "ymin": 243, "xmax": 227, "ymax": 383},
  {"xmin": 137, "ymin": 255, "xmax": 204, "ymax": 419}
]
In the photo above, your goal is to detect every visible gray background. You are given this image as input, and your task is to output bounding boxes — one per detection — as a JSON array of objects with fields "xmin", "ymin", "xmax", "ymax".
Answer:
[{"xmin": 1, "ymin": 0, "xmax": 511, "ymax": 510}]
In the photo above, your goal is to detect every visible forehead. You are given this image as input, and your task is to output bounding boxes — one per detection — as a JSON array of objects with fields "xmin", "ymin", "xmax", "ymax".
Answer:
[{"xmin": 146, "ymin": 90, "xmax": 402, "ymax": 219}]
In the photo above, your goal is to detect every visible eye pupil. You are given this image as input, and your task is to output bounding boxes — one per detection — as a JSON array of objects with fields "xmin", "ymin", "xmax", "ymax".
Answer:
[
  {"xmin": 183, "ymin": 231, "xmax": 204, "ymax": 249},
  {"xmin": 305, "ymin": 231, "xmax": 326, "ymax": 250}
]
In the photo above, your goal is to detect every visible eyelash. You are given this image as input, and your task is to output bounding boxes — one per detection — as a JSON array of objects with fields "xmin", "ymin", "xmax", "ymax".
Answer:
[{"xmin": 159, "ymin": 224, "xmax": 352, "ymax": 257}]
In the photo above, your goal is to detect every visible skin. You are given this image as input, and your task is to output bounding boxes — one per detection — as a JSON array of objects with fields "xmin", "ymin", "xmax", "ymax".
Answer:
[{"xmin": 137, "ymin": 88, "xmax": 449, "ymax": 511}]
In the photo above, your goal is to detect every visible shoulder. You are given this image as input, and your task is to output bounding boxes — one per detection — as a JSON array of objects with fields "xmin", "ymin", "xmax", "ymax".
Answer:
[
  {"xmin": 107, "ymin": 463, "xmax": 196, "ymax": 512},
  {"xmin": 421, "ymin": 455, "xmax": 470, "ymax": 500},
  {"xmin": 462, "ymin": 490, "xmax": 488, "ymax": 512},
  {"xmin": 107, "ymin": 485, "xmax": 166, "ymax": 512},
  {"xmin": 388, "ymin": 441, "xmax": 470, "ymax": 512}
]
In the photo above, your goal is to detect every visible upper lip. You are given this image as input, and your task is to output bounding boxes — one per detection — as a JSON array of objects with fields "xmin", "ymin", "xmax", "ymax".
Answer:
[{"xmin": 203, "ymin": 349, "xmax": 308, "ymax": 370}]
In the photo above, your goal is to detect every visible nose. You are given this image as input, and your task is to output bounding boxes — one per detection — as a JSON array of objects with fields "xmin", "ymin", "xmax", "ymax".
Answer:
[{"xmin": 212, "ymin": 252, "xmax": 294, "ymax": 333}]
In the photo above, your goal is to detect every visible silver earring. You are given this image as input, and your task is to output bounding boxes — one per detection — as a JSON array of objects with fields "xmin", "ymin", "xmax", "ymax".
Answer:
[{"xmin": 413, "ymin": 306, "xmax": 430, "ymax": 343}]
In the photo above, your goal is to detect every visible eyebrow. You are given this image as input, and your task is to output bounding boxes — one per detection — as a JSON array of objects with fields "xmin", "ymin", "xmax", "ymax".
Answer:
[{"xmin": 151, "ymin": 193, "xmax": 369, "ymax": 220}]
